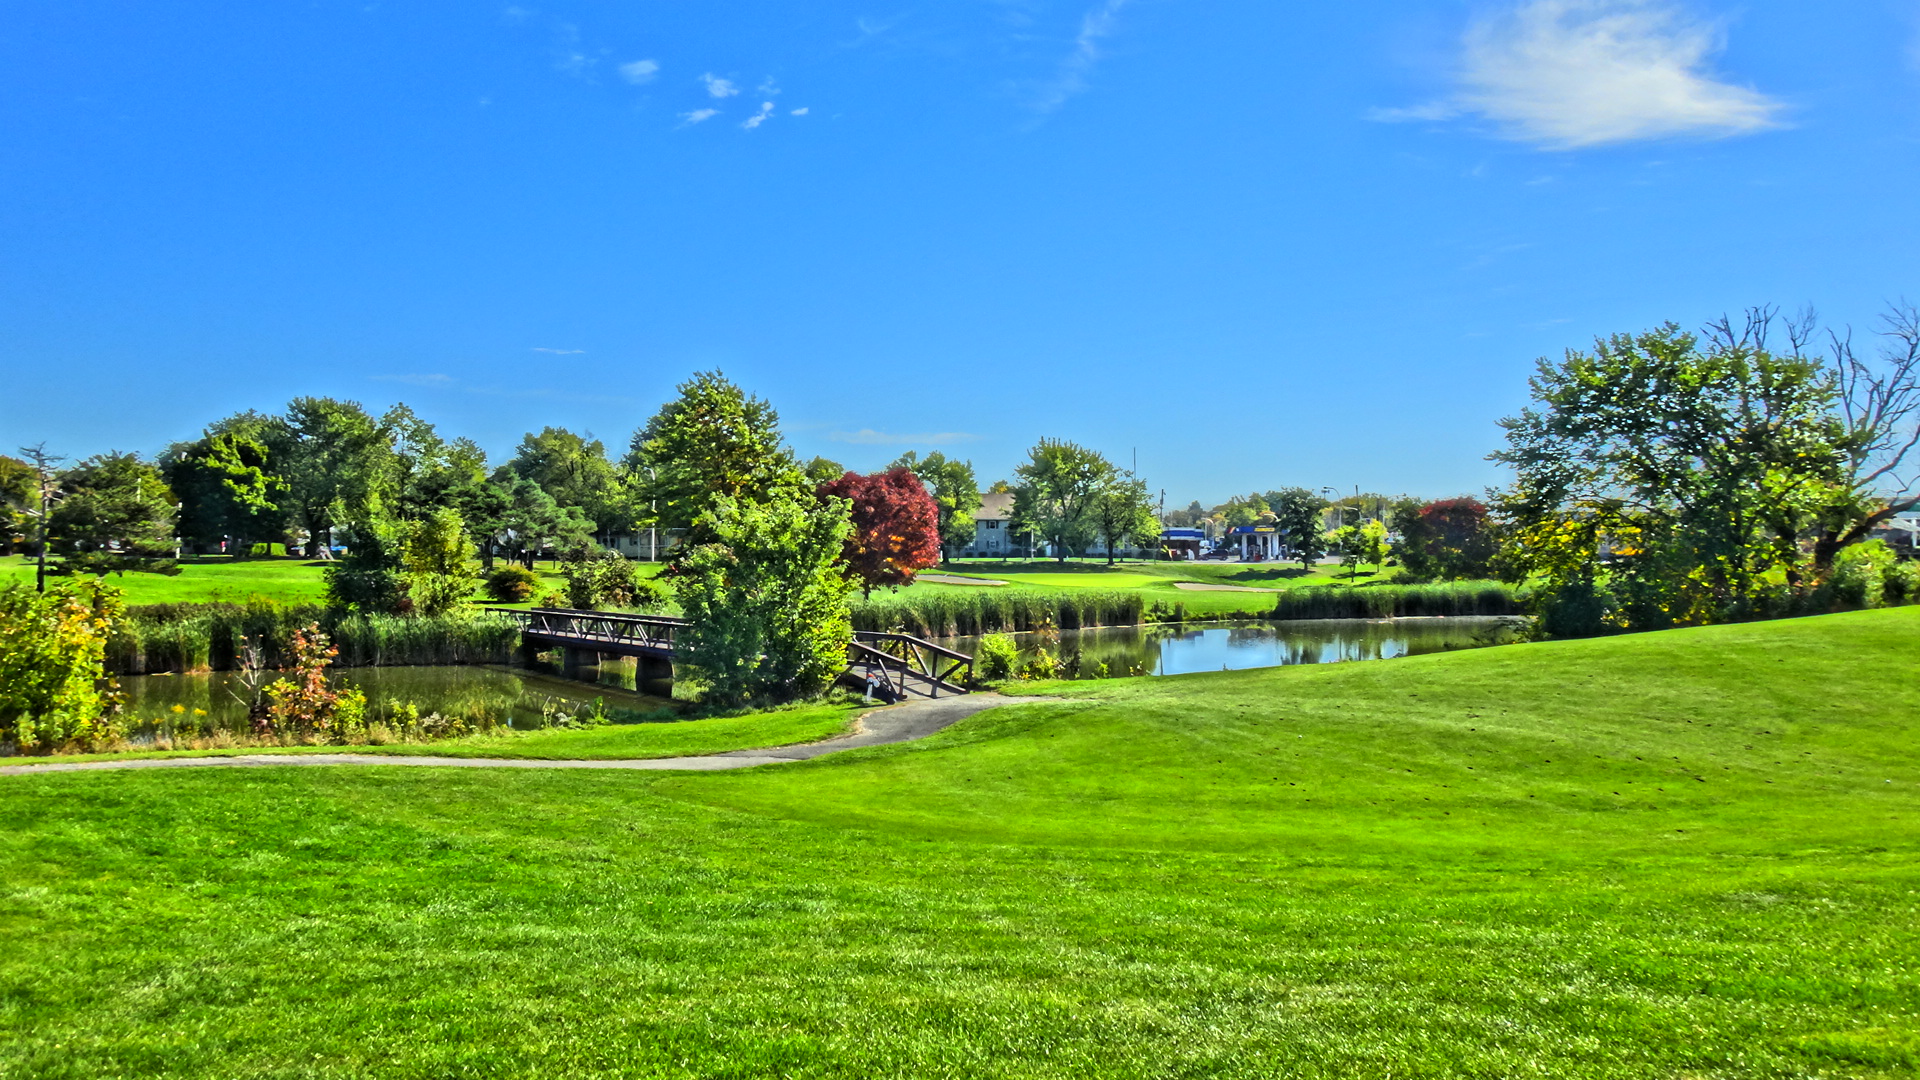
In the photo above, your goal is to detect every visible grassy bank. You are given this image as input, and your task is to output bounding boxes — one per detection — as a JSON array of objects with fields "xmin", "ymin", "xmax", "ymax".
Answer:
[{"xmin": 1, "ymin": 608, "xmax": 1916, "ymax": 1075}]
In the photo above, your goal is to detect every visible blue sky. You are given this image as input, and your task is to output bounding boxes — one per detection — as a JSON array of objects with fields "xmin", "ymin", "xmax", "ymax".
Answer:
[{"xmin": 2, "ymin": 1, "xmax": 1917, "ymax": 507}]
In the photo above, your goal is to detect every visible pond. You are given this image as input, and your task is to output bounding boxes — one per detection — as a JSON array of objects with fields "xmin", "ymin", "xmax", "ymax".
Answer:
[
  {"xmin": 118, "ymin": 659, "xmax": 672, "ymax": 739},
  {"xmin": 114, "ymin": 618, "xmax": 1521, "ymax": 739},
  {"xmin": 948, "ymin": 617, "xmax": 1522, "ymax": 677}
]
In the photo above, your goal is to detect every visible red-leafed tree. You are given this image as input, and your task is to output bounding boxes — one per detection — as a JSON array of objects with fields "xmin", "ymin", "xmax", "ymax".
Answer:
[{"xmin": 818, "ymin": 467, "xmax": 942, "ymax": 599}]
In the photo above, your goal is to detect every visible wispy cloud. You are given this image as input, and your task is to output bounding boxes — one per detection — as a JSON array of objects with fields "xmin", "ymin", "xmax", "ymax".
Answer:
[
  {"xmin": 741, "ymin": 101, "xmax": 775, "ymax": 130},
  {"xmin": 701, "ymin": 73, "xmax": 740, "ymax": 98},
  {"xmin": 370, "ymin": 372, "xmax": 639, "ymax": 406},
  {"xmin": 790, "ymin": 106, "xmax": 810, "ymax": 116},
  {"xmin": 828, "ymin": 429, "xmax": 981, "ymax": 446},
  {"xmin": 679, "ymin": 108, "xmax": 720, "ymax": 126},
  {"xmin": 532, "ymin": 347, "xmax": 585, "ymax": 355},
  {"xmin": 1374, "ymin": 0, "xmax": 1784, "ymax": 149},
  {"xmin": 618, "ymin": 58, "xmax": 659, "ymax": 85},
  {"xmin": 1032, "ymin": 0, "xmax": 1132, "ymax": 114},
  {"xmin": 552, "ymin": 23, "xmax": 596, "ymax": 79}
]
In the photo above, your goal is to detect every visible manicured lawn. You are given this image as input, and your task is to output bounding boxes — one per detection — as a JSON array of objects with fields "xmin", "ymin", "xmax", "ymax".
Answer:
[
  {"xmin": 896, "ymin": 559, "xmax": 1411, "ymax": 616},
  {"xmin": 0, "ymin": 555, "xmax": 663, "ymax": 609},
  {"xmin": 0, "ymin": 554, "xmax": 342, "ymax": 604},
  {"xmin": 2, "ymin": 609, "xmax": 1916, "ymax": 1076}
]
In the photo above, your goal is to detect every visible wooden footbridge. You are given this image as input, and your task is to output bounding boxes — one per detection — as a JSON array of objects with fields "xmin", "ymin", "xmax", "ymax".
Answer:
[{"xmin": 493, "ymin": 608, "xmax": 974, "ymax": 702}]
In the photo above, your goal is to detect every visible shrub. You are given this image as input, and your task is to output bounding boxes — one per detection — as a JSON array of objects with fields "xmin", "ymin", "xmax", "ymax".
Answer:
[
  {"xmin": 1831, "ymin": 540, "xmax": 1897, "ymax": 609},
  {"xmin": 0, "ymin": 578, "xmax": 126, "ymax": 751},
  {"xmin": 1887, "ymin": 560, "xmax": 1920, "ymax": 605},
  {"xmin": 259, "ymin": 624, "xmax": 368, "ymax": 740},
  {"xmin": 484, "ymin": 565, "xmax": 540, "ymax": 603},
  {"xmin": 974, "ymin": 633, "xmax": 1019, "ymax": 680},
  {"xmin": 673, "ymin": 488, "xmax": 855, "ymax": 706}
]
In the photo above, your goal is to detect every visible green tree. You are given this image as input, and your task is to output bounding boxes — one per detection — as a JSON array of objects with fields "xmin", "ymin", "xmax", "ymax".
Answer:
[
  {"xmin": 671, "ymin": 487, "xmax": 854, "ymax": 705},
  {"xmin": 400, "ymin": 507, "xmax": 479, "ymax": 616},
  {"xmin": 266, "ymin": 398, "xmax": 395, "ymax": 559},
  {"xmin": 504, "ymin": 426, "xmax": 623, "ymax": 536},
  {"xmin": 891, "ymin": 451, "xmax": 982, "ymax": 563},
  {"xmin": 168, "ymin": 422, "xmax": 284, "ymax": 557},
  {"xmin": 1011, "ymin": 439, "xmax": 1115, "ymax": 562},
  {"xmin": 323, "ymin": 517, "xmax": 406, "ymax": 614},
  {"xmin": 803, "ymin": 456, "xmax": 848, "ymax": 484},
  {"xmin": 496, "ymin": 477, "xmax": 594, "ymax": 569},
  {"xmin": 0, "ymin": 455, "xmax": 39, "ymax": 555},
  {"xmin": 1088, "ymin": 475, "xmax": 1160, "ymax": 565},
  {"xmin": 1494, "ymin": 316, "xmax": 1857, "ymax": 632},
  {"xmin": 1269, "ymin": 488, "xmax": 1331, "ymax": 568},
  {"xmin": 48, "ymin": 452, "xmax": 180, "ymax": 574},
  {"xmin": 626, "ymin": 371, "xmax": 800, "ymax": 537}
]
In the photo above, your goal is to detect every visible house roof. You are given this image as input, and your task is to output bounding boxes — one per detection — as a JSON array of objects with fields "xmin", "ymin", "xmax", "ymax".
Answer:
[{"xmin": 973, "ymin": 490, "xmax": 1014, "ymax": 521}]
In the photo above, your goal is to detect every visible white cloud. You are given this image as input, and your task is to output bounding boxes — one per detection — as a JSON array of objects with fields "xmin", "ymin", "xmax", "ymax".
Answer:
[
  {"xmin": 790, "ymin": 106, "xmax": 810, "ymax": 116},
  {"xmin": 741, "ymin": 101, "xmax": 775, "ymax": 130},
  {"xmin": 828, "ymin": 429, "xmax": 981, "ymax": 446},
  {"xmin": 679, "ymin": 108, "xmax": 720, "ymax": 126},
  {"xmin": 701, "ymin": 73, "xmax": 739, "ymax": 98},
  {"xmin": 757, "ymin": 77, "xmax": 781, "ymax": 96},
  {"xmin": 618, "ymin": 59, "xmax": 659, "ymax": 85},
  {"xmin": 1379, "ymin": 0, "xmax": 1784, "ymax": 149},
  {"xmin": 1033, "ymin": 0, "xmax": 1132, "ymax": 114},
  {"xmin": 531, "ymin": 347, "xmax": 585, "ymax": 355}
]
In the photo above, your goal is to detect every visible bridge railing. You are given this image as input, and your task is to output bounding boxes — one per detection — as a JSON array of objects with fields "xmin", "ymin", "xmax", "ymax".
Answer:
[
  {"xmin": 488, "ymin": 607, "xmax": 687, "ymax": 654},
  {"xmin": 847, "ymin": 631, "xmax": 974, "ymax": 698}
]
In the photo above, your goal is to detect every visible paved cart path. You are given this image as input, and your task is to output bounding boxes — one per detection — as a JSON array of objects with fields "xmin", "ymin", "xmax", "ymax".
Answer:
[{"xmin": 0, "ymin": 694, "xmax": 1051, "ymax": 777}]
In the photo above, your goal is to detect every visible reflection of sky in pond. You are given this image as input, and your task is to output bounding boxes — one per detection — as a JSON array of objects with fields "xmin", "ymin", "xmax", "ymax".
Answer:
[{"xmin": 950, "ymin": 618, "xmax": 1518, "ymax": 677}]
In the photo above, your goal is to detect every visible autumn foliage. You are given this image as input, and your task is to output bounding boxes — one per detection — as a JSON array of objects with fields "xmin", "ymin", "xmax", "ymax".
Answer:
[{"xmin": 818, "ymin": 467, "xmax": 942, "ymax": 599}]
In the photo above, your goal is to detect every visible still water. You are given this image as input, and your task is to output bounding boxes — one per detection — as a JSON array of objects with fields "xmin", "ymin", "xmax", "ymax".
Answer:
[
  {"xmin": 117, "ymin": 618, "xmax": 1519, "ymax": 734},
  {"xmin": 948, "ymin": 617, "xmax": 1521, "ymax": 677},
  {"xmin": 119, "ymin": 659, "xmax": 669, "ymax": 735}
]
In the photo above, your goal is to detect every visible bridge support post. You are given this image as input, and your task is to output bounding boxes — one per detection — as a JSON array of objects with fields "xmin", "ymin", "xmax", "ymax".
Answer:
[
  {"xmin": 638, "ymin": 655, "xmax": 674, "ymax": 699},
  {"xmin": 562, "ymin": 647, "xmax": 596, "ymax": 680}
]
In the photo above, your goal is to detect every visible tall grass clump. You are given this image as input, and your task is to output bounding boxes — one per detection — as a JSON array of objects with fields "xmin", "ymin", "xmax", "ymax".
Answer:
[
  {"xmin": 106, "ymin": 600, "xmax": 519, "ymax": 674},
  {"xmin": 851, "ymin": 589, "xmax": 1145, "ymax": 638},
  {"xmin": 1268, "ymin": 583, "xmax": 1522, "ymax": 622}
]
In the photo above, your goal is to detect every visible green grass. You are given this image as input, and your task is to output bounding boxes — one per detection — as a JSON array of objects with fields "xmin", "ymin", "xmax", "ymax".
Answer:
[
  {"xmin": 913, "ymin": 558, "xmax": 1407, "ymax": 616},
  {"xmin": 2, "ymin": 609, "xmax": 1917, "ymax": 1076}
]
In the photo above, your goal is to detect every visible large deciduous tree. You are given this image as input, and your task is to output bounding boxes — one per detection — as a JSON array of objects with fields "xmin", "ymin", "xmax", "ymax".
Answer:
[
  {"xmin": 891, "ymin": 451, "xmax": 982, "ymax": 563},
  {"xmin": 168, "ymin": 415, "xmax": 284, "ymax": 557},
  {"xmin": 1088, "ymin": 475, "xmax": 1159, "ymax": 565},
  {"xmin": 266, "ymin": 398, "xmax": 394, "ymax": 559},
  {"xmin": 819, "ymin": 467, "xmax": 941, "ymax": 599},
  {"xmin": 504, "ymin": 426, "xmax": 624, "ymax": 538},
  {"xmin": 1492, "ymin": 311, "xmax": 1886, "ymax": 635},
  {"xmin": 1011, "ymin": 439, "xmax": 1115, "ymax": 562}
]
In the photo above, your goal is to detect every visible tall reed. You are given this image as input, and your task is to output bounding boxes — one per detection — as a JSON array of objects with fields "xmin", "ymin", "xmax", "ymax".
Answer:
[
  {"xmin": 851, "ymin": 590, "xmax": 1145, "ymax": 638},
  {"xmin": 106, "ymin": 602, "xmax": 519, "ymax": 674}
]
